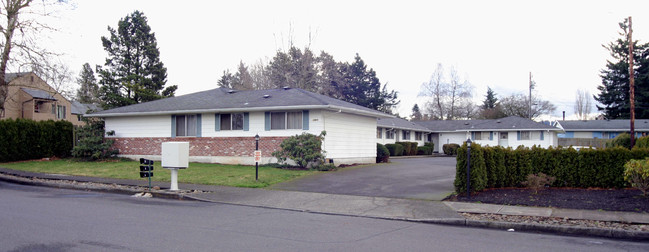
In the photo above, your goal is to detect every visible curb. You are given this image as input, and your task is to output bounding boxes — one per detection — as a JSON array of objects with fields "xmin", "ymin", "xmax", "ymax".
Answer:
[
  {"xmin": 1, "ymin": 172, "xmax": 648, "ymax": 241},
  {"xmin": 0, "ymin": 173, "xmax": 197, "ymax": 202}
]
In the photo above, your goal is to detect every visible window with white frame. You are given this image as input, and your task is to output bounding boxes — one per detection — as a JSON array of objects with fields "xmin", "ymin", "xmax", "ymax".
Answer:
[
  {"xmin": 176, "ymin": 114, "xmax": 197, "ymax": 137},
  {"xmin": 415, "ymin": 132, "xmax": 422, "ymax": 140},
  {"xmin": 271, "ymin": 111, "xmax": 302, "ymax": 130},
  {"xmin": 403, "ymin": 130, "xmax": 411, "ymax": 140},
  {"xmin": 220, "ymin": 113, "xmax": 244, "ymax": 130},
  {"xmin": 377, "ymin": 128, "xmax": 382, "ymax": 139},
  {"xmin": 520, "ymin": 131, "xmax": 531, "ymax": 140},
  {"xmin": 56, "ymin": 105, "xmax": 66, "ymax": 119},
  {"xmin": 386, "ymin": 129, "xmax": 395, "ymax": 139}
]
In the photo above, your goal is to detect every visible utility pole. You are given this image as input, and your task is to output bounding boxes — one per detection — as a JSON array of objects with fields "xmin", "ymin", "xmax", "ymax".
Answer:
[{"xmin": 629, "ymin": 16, "xmax": 636, "ymax": 148}]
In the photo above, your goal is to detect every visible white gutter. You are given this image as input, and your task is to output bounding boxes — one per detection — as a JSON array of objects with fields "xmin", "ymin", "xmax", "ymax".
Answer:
[{"xmin": 86, "ymin": 105, "xmax": 394, "ymax": 119}]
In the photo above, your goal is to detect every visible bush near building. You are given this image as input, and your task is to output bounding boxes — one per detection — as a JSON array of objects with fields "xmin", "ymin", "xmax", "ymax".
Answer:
[{"xmin": 0, "ymin": 119, "xmax": 73, "ymax": 162}]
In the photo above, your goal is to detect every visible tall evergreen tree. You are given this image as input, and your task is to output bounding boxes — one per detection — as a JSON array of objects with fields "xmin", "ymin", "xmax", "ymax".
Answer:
[
  {"xmin": 411, "ymin": 104, "xmax": 422, "ymax": 120},
  {"xmin": 482, "ymin": 87, "xmax": 498, "ymax": 109},
  {"xmin": 339, "ymin": 54, "xmax": 399, "ymax": 113},
  {"xmin": 595, "ymin": 19, "xmax": 649, "ymax": 119},
  {"xmin": 97, "ymin": 10, "xmax": 177, "ymax": 109},
  {"xmin": 76, "ymin": 63, "xmax": 99, "ymax": 104}
]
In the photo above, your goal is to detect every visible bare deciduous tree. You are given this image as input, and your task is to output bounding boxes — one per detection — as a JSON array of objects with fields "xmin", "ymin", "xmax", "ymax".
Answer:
[
  {"xmin": 0, "ymin": 0, "xmax": 65, "ymax": 117},
  {"xmin": 419, "ymin": 64, "xmax": 473, "ymax": 120},
  {"xmin": 574, "ymin": 89, "xmax": 592, "ymax": 120},
  {"xmin": 500, "ymin": 93, "xmax": 556, "ymax": 120}
]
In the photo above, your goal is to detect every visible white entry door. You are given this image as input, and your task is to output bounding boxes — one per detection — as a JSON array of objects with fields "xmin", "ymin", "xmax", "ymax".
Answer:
[{"xmin": 499, "ymin": 132, "xmax": 509, "ymax": 147}]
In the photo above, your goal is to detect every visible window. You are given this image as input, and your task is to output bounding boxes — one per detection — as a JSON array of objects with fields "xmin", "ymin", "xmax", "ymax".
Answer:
[
  {"xmin": 473, "ymin": 132, "xmax": 483, "ymax": 140},
  {"xmin": 270, "ymin": 111, "xmax": 302, "ymax": 130},
  {"xmin": 220, "ymin": 113, "xmax": 244, "ymax": 130},
  {"xmin": 51, "ymin": 104, "xmax": 56, "ymax": 114},
  {"xmin": 520, "ymin": 131, "xmax": 531, "ymax": 140},
  {"xmin": 56, "ymin": 105, "xmax": 66, "ymax": 119},
  {"xmin": 403, "ymin": 130, "xmax": 411, "ymax": 140},
  {"xmin": 386, "ymin": 130, "xmax": 395, "ymax": 139},
  {"xmin": 377, "ymin": 128, "xmax": 382, "ymax": 139},
  {"xmin": 415, "ymin": 132, "xmax": 422, "ymax": 141},
  {"xmin": 176, "ymin": 114, "xmax": 197, "ymax": 137}
]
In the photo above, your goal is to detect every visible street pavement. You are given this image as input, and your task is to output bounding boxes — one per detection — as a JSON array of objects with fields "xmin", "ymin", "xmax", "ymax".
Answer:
[
  {"xmin": 270, "ymin": 156, "xmax": 457, "ymax": 200},
  {"xmin": 3, "ymin": 181, "xmax": 648, "ymax": 252},
  {"xmin": 1, "ymin": 157, "xmax": 649, "ymax": 241}
]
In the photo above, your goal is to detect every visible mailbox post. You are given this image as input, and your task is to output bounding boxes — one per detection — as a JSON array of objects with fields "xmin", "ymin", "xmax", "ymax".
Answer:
[
  {"xmin": 139, "ymin": 158, "xmax": 154, "ymax": 191},
  {"xmin": 162, "ymin": 142, "xmax": 189, "ymax": 191},
  {"xmin": 254, "ymin": 134, "xmax": 260, "ymax": 181}
]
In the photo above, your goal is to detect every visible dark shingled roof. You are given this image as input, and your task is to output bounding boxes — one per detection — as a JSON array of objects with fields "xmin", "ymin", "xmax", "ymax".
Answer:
[
  {"xmin": 71, "ymin": 101, "xmax": 101, "ymax": 115},
  {"xmin": 558, "ymin": 120, "xmax": 649, "ymax": 131},
  {"xmin": 414, "ymin": 116, "xmax": 561, "ymax": 132},
  {"xmin": 89, "ymin": 87, "xmax": 392, "ymax": 118},
  {"xmin": 377, "ymin": 117, "xmax": 431, "ymax": 132},
  {"xmin": 20, "ymin": 88, "xmax": 56, "ymax": 101}
]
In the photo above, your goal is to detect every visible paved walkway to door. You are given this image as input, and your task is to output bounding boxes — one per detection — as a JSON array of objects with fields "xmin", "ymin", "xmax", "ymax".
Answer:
[{"xmin": 269, "ymin": 157, "xmax": 457, "ymax": 200}]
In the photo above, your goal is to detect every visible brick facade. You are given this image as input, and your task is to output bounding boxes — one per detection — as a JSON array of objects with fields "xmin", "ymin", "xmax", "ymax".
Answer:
[{"xmin": 111, "ymin": 136, "xmax": 288, "ymax": 157}]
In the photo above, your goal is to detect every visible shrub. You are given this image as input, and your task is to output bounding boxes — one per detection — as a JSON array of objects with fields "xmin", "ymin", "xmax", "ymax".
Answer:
[
  {"xmin": 376, "ymin": 143, "xmax": 390, "ymax": 163},
  {"xmin": 416, "ymin": 146, "xmax": 432, "ymax": 155},
  {"xmin": 454, "ymin": 143, "xmax": 487, "ymax": 194},
  {"xmin": 385, "ymin": 144, "xmax": 404, "ymax": 156},
  {"xmin": 72, "ymin": 118, "xmax": 119, "ymax": 160},
  {"xmin": 624, "ymin": 158, "xmax": 649, "ymax": 196},
  {"xmin": 521, "ymin": 173, "xmax": 556, "ymax": 194},
  {"xmin": 0, "ymin": 118, "xmax": 73, "ymax": 162},
  {"xmin": 634, "ymin": 136, "xmax": 649, "ymax": 149},
  {"xmin": 443, "ymin": 143, "xmax": 460, "ymax": 156},
  {"xmin": 272, "ymin": 131, "xmax": 326, "ymax": 169},
  {"xmin": 396, "ymin": 142, "xmax": 418, "ymax": 156},
  {"xmin": 607, "ymin": 133, "xmax": 631, "ymax": 149},
  {"xmin": 424, "ymin": 142, "xmax": 435, "ymax": 151}
]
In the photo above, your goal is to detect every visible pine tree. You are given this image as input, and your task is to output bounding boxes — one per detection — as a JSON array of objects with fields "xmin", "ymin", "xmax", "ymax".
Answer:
[
  {"xmin": 411, "ymin": 104, "xmax": 422, "ymax": 120},
  {"xmin": 97, "ymin": 10, "xmax": 177, "ymax": 109},
  {"xmin": 482, "ymin": 87, "xmax": 498, "ymax": 109},
  {"xmin": 76, "ymin": 63, "xmax": 99, "ymax": 104},
  {"xmin": 339, "ymin": 54, "xmax": 398, "ymax": 114},
  {"xmin": 595, "ymin": 19, "xmax": 649, "ymax": 119}
]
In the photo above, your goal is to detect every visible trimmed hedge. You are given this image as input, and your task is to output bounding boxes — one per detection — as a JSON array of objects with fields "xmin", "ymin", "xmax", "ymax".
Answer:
[
  {"xmin": 377, "ymin": 143, "xmax": 390, "ymax": 163},
  {"xmin": 0, "ymin": 119, "xmax": 73, "ymax": 162},
  {"xmin": 456, "ymin": 145, "xmax": 649, "ymax": 193},
  {"xmin": 417, "ymin": 146, "xmax": 433, "ymax": 155},
  {"xmin": 454, "ymin": 142, "xmax": 487, "ymax": 194},
  {"xmin": 443, "ymin": 143, "xmax": 460, "ymax": 155},
  {"xmin": 396, "ymin": 141, "xmax": 418, "ymax": 156},
  {"xmin": 385, "ymin": 144, "xmax": 404, "ymax": 156}
]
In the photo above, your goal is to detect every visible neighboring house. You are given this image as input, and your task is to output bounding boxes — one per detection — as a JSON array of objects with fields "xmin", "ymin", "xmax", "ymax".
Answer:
[
  {"xmin": 376, "ymin": 117, "xmax": 431, "ymax": 146},
  {"xmin": 556, "ymin": 119, "xmax": 649, "ymax": 139},
  {"xmin": 415, "ymin": 116, "xmax": 562, "ymax": 153},
  {"xmin": 0, "ymin": 72, "xmax": 82, "ymax": 126},
  {"xmin": 71, "ymin": 101, "xmax": 101, "ymax": 124},
  {"xmin": 88, "ymin": 87, "xmax": 392, "ymax": 166},
  {"xmin": 555, "ymin": 119, "xmax": 649, "ymax": 148}
]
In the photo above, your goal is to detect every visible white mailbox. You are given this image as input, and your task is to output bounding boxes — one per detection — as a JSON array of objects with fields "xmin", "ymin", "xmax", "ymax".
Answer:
[
  {"xmin": 162, "ymin": 142, "xmax": 189, "ymax": 168},
  {"xmin": 161, "ymin": 142, "xmax": 189, "ymax": 191}
]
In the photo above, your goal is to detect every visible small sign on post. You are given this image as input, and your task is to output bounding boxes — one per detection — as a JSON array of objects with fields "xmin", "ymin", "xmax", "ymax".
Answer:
[{"xmin": 254, "ymin": 150, "xmax": 262, "ymax": 162}]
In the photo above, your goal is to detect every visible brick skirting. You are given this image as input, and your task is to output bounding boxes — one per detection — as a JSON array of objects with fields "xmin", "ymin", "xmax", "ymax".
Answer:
[{"xmin": 110, "ymin": 136, "xmax": 287, "ymax": 157}]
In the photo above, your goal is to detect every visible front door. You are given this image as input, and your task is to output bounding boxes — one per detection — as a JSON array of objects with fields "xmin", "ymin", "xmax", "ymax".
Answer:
[{"xmin": 499, "ymin": 132, "xmax": 508, "ymax": 147}]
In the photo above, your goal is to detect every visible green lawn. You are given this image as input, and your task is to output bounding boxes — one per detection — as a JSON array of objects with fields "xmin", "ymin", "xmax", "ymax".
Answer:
[{"xmin": 0, "ymin": 159, "xmax": 316, "ymax": 188}]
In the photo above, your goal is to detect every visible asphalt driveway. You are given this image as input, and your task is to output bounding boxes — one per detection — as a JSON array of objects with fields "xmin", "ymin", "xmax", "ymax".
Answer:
[{"xmin": 269, "ymin": 157, "xmax": 457, "ymax": 200}]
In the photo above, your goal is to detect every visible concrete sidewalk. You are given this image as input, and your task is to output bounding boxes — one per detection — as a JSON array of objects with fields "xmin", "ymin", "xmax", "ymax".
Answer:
[{"xmin": 1, "ymin": 167, "xmax": 648, "ymax": 241}]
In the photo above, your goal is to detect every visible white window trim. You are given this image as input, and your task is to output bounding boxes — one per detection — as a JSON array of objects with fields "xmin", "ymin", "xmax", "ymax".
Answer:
[{"xmin": 270, "ymin": 111, "xmax": 303, "ymax": 130}]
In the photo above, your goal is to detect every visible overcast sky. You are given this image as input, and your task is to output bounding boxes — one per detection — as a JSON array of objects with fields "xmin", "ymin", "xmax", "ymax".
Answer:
[{"xmin": 45, "ymin": 0, "xmax": 649, "ymax": 120}]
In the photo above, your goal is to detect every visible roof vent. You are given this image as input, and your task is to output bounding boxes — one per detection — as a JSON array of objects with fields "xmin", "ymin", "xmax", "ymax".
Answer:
[
  {"xmin": 283, "ymin": 86, "xmax": 291, "ymax": 90},
  {"xmin": 464, "ymin": 122, "xmax": 469, "ymax": 125},
  {"xmin": 496, "ymin": 120, "xmax": 501, "ymax": 123},
  {"xmin": 263, "ymin": 94, "xmax": 270, "ymax": 98},
  {"xmin": 227, "ymin": 89, "xmax": 236, "ymax": 94}
]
